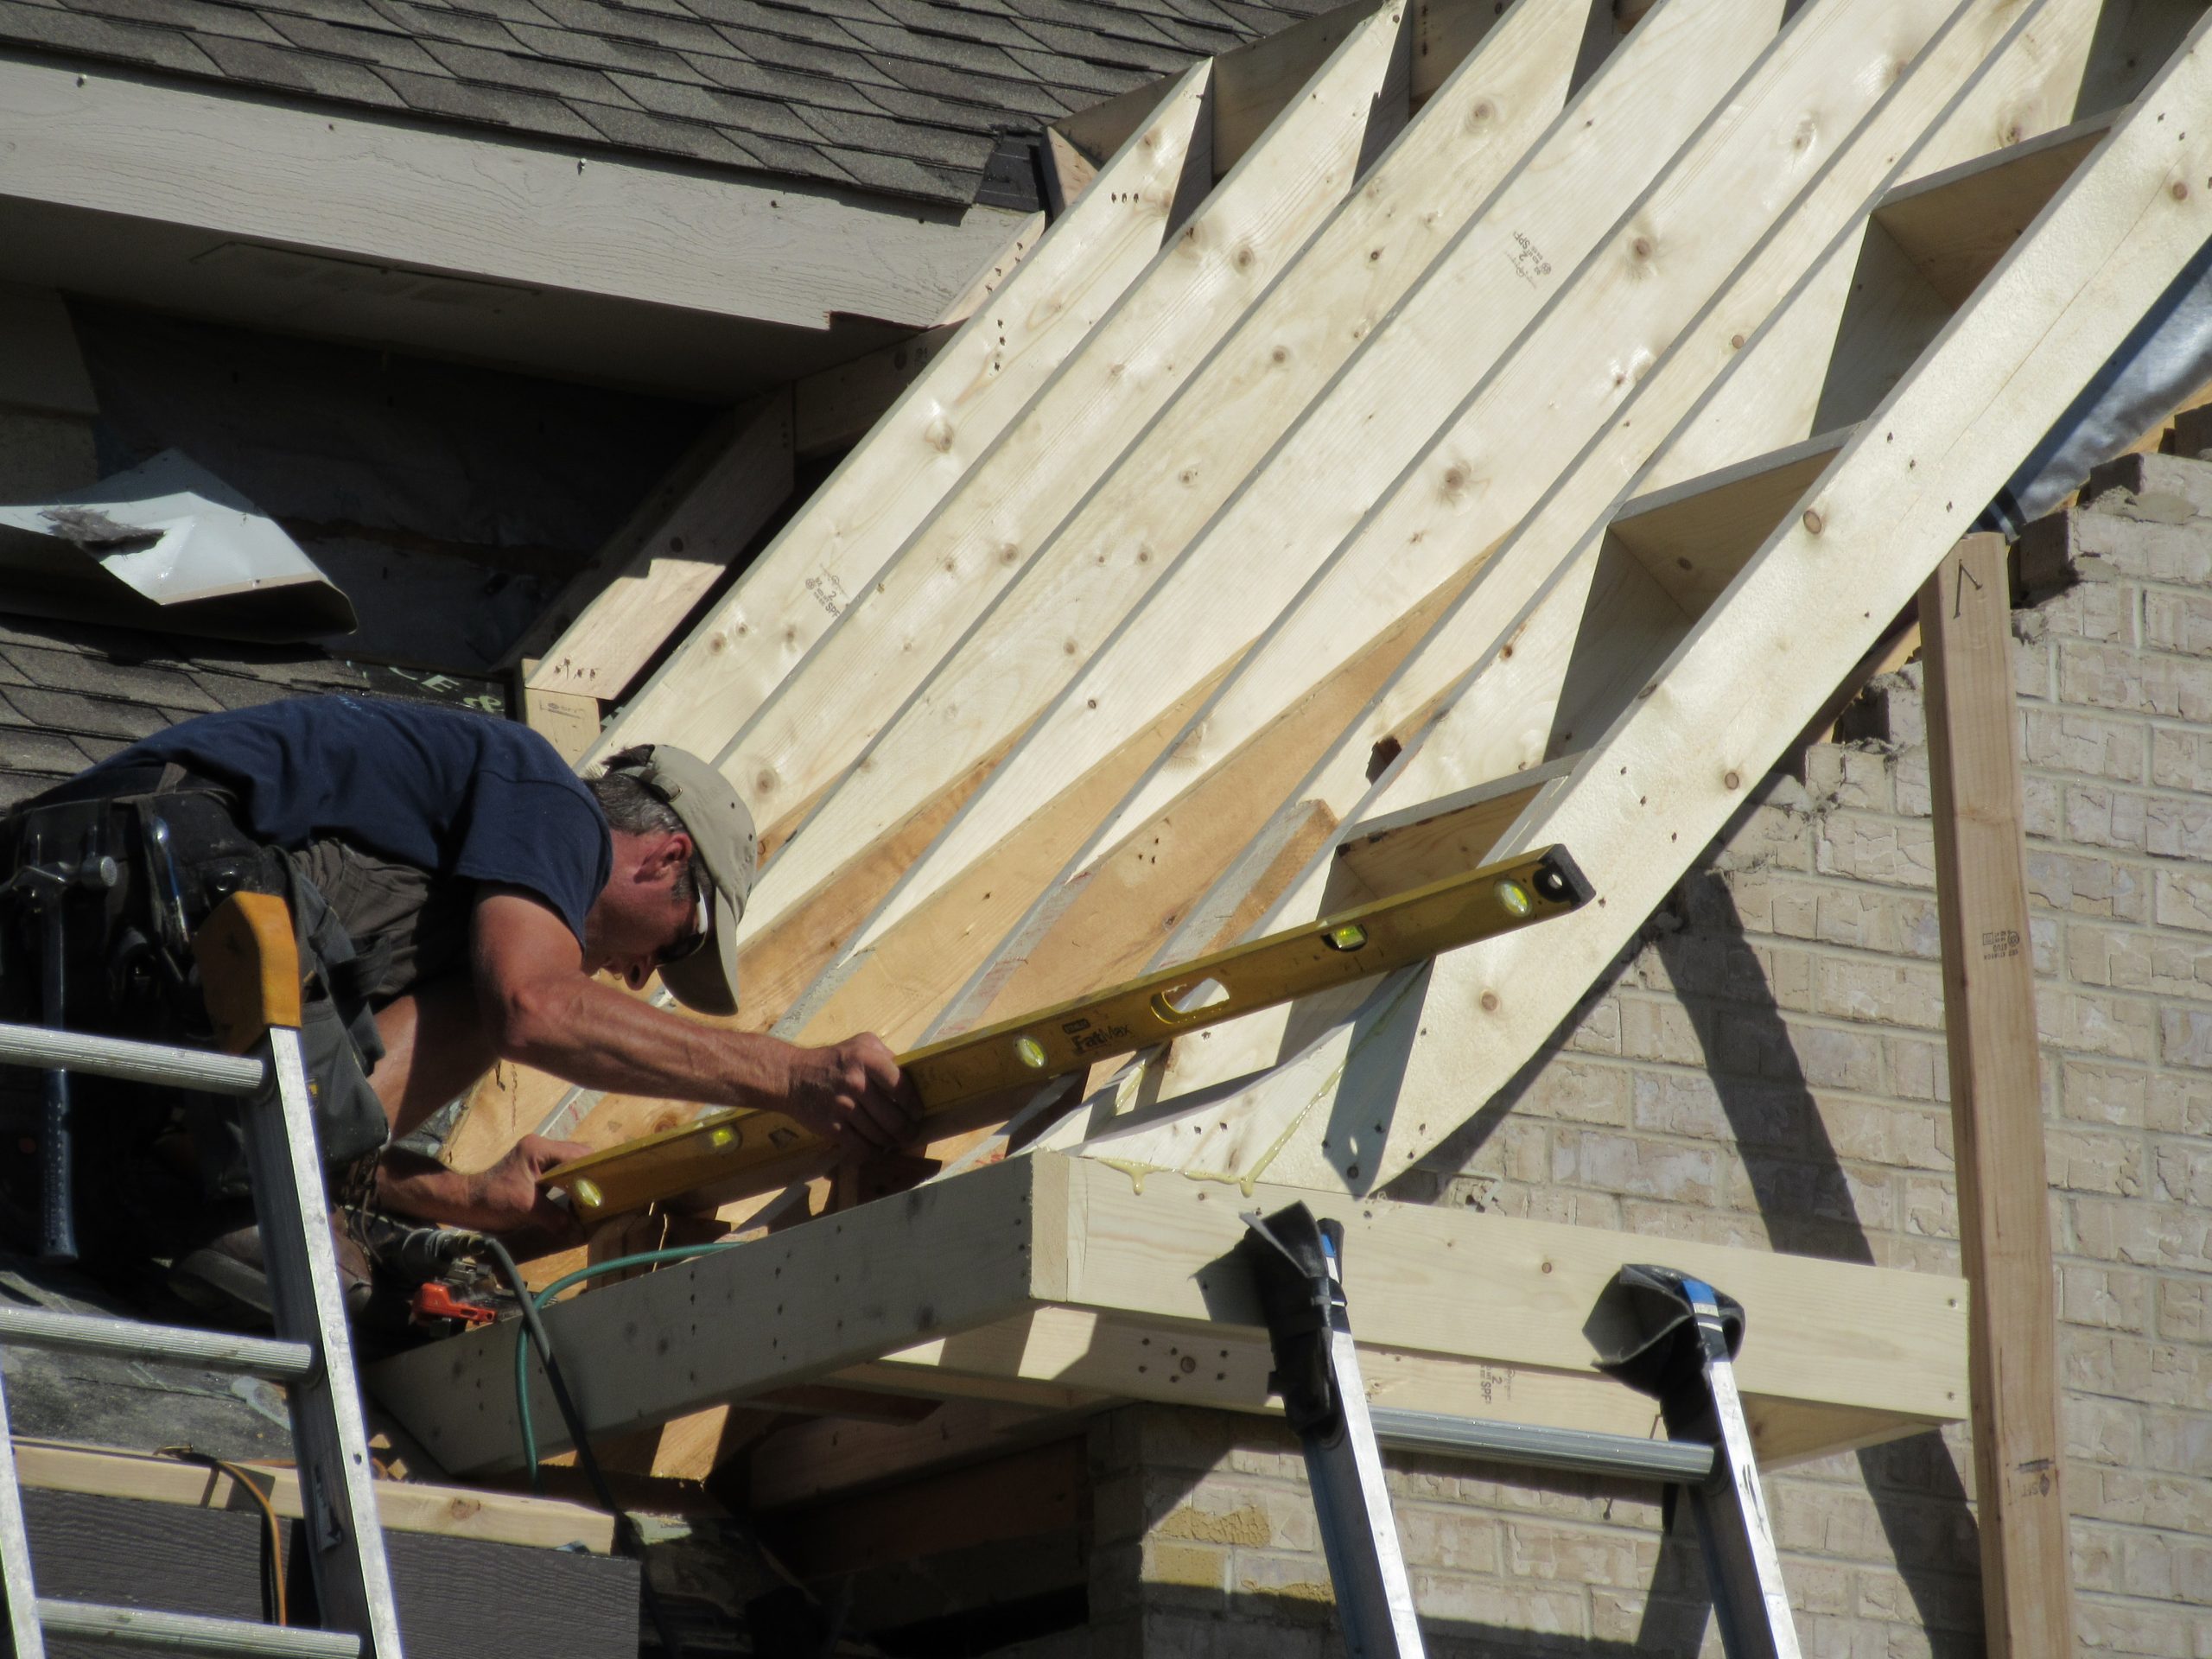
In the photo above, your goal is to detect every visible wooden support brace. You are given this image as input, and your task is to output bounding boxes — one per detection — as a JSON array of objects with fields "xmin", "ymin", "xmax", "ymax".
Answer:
[
  {"xmin": 371, "ymin": 1153, "xmax": 1966, "ymax": 1479},
  {"xmin": 1919, "ymin": 531, "xmax": 2075, "ymax": 1658}
]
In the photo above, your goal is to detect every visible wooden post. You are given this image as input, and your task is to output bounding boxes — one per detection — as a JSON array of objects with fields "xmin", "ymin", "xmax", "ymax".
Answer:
[{"xmin": 1918, "ymin": 531, "xmax": 2074, "ymax": 1657}]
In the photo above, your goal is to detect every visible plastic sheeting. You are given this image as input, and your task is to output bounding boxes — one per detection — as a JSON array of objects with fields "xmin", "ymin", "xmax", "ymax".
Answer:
[
  {"xmin": 0, "ymin": 448, "xmax": 356, "ymax": 642},
  {"xmin": 1984, "ymin": 232, "xmax": 2212, "ymax": 537}
]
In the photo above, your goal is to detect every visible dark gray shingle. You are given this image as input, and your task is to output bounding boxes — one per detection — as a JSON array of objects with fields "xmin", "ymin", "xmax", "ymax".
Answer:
[{"xmin": 0, "ymin": 0, "xmax": 1318, "ymax": 206}]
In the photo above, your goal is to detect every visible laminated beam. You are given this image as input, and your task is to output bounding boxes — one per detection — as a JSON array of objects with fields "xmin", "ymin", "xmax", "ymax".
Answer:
[
  {"xmin": 367, "ymin": 1154, "xmax": 1966, "ymax": 1478},
  {"xmin": 1085, "ymin": 7, "xmax": 2211, "ymax": 1197}
]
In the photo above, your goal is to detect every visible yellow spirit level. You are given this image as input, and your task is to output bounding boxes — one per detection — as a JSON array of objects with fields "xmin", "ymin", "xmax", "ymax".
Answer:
[{"xmin": 545, "ymin": 845, "xmax": 1591, "ymax": 1220}]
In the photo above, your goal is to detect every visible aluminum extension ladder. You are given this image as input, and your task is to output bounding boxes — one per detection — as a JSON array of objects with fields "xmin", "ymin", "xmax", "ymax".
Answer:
[
  {"xmin": 1238, "ymin": 1204, "xmax": 1800, "ymax": 1659},
  {"xmin": 0, "ymin": 892, "xmax": 402, "ymax": 1656}
]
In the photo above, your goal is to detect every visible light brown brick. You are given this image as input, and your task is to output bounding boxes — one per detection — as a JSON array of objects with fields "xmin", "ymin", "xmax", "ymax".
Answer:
[
  {"xmin": 2025, "ymin": 707, "xmax": 2149, "ymax": 781},
  {"xmin": 2063, "ymin": 1060, "xmax": 2152, "ymax": 1128},
  {"xmin": 2047, "ymin": 1128, "xmax": 2147, "ymax": 1197},
  {"xmin": 2037, "ymin": 983, "xmax": 2158, "ymax": 1062},
  {"xmin": 2148, "ymin": 1071, "xmax": 2212, "ymax": 1134},
  {"xmin": 1814, "ymin": 812, "xmax": 1936, "ymax": 888},
  {"xmin": 2059, "ymin": 1262, "xmax": 2153, "ymax": 1332},
  {"xmin": 1395, "ymin": 1503, "xmax": 1501, "ymax": 1573},
  {"xmin": 2150, "ymin": 722, "xmax": 2212, "ymax": 791}
]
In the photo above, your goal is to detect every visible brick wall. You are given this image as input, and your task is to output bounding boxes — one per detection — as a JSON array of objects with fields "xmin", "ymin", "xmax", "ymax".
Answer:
[{"xmin": 1073, "ymin": 454, "xmax": 2212, "ymax": 1657}]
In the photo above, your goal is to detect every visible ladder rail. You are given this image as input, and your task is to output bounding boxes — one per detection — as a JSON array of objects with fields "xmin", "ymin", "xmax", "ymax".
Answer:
[
  {"xmin": 1366, "ymin": 1408, "xmax": 1715, "ymax": 1485},
  {"xmin": 1239, "ymin": 1205, "xmax": 1805, "ymax": 1659},
  {"xmin": 0, "ymin": 1305, "xmax": 315, "ymax": 1380},
  {"xmin": 35, "ymin": 1600, "xmax": 362, "ymax": 1656},
  {"xmin": 0, "ymin": 1020, "xmax": 265, "ymax": 1096},
  {"xmin": 242, "ymin": 1024, "xmax": 404, "ymax": 1656},
  {"xmin": 0, "ymin": 893, "xmax": 404, "ymax": 1656}
]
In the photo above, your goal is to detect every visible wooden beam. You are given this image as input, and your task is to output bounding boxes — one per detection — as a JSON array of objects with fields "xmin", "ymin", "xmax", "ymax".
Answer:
[
  {"xmin": 795, "ymin": 326, "xmax": 954, "ymax": 461},
  {"xmin": 518, "ymin": 393, "xmax": 795, "ymax": 702},
  {"xmin": 718, "ymin": 0, "xmax": 1421, "ymax": 861},
  {"xmin": 1327, "ymin": 757, "xmax": 1573, "ymax": 906},
  {"xmin": 850, "ymin": 0, "xmax": 2012, "ymax": 1064},
  {"xmin": 370, "ymin": 1152, "xmax": 1965, "ymax": 1478},
  {"xmin": 792, "ymin": 211, "xmax": 1050, "ymax": 461},
  {"xmin": 1919, "ymin": 532, "xmax": 2075, "ymax": 1658},
  {"xmin": 515, "ymin": 666, "xmax": 601, "ymax": 766},
  {"xmin": 1046, "ymin": 0, "xmax": 2107, "ymax": 1147},
  {"xmin": 588, "ymin": 64, "xmax": 1217, "ymax": 767},
  {"xmin": 1042, "ymin": 130, "xmax": 1097, "ymax": 217},
  {"xmin": 1871, "ymin": 109, "xmax": 2117, "ymax": 306},
  {"xmin": 0, "ymin": 57, "xmax": 1020, "ymax": 334},
  {"xmin": 1605, "ymin": 426, "xmax": 1853, "ymax": 614},
  {"xmin": 1095, "ymin": 3, "xmax": 2210, "ymax": 1196},
  {"xmin": 1207, "ymin": 0, "xmax": 1405, "ymax": 176},
  {"xmin": 750, "ymin": 0, "xmax": 1769, "ymax": 978},
  {"xmin": 371, "ymin": 1152, "xmax": 1066, "ymax": 1473},
  {"xmin": 11, "ymin": 1440, "xmax": 613, "ymax": 1553}
]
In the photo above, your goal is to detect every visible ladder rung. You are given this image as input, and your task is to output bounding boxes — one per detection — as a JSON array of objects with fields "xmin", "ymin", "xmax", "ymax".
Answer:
[
  {"xmin": 0, "ymin": 1022, "xmax": 267, "ymax": 1097},
  {"xmin": 0, "ymin": 1305, "xmax": 314, "ymax": 1381},
  {"xmin": 36, "ymin": 1600, "xmax": 360, "ymax": 1656},
  {"xmin": 1366, "ymin": 1407, "xmax": 1715, "ymax": 1484}
]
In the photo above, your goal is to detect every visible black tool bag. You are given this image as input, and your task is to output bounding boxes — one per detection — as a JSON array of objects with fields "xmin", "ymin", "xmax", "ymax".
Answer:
[{"xmin": 0, "ymin": 771, "xmax": 393, "ymax": 1213}]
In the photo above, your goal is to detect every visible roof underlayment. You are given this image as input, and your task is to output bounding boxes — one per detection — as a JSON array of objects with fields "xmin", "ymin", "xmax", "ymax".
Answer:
[{"xmin": 386, "ymin": 0, "xmax": 2211, "ymax": 1492}]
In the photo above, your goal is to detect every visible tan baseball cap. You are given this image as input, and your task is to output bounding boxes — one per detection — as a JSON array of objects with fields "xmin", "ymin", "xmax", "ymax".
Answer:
[{"xmin": 605, "ymin": 745, "xmax": 757, "ymax": 1016}]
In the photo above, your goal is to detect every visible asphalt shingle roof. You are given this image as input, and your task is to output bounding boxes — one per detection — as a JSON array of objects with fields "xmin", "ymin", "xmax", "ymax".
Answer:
[
  {"xmin": 0, "ymin": 613, "xmax": 506, "ymax": 809},
  {"xmin": 0, "ymin": 0, "xmax": 1332, "ymax": 207}
]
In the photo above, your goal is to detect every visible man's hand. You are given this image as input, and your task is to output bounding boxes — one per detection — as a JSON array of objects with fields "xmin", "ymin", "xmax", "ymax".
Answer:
[
  {"xmin": 467, "ymin": 1134, "xmax": 593, "ymax": 1235},
  {"xmin": 377, "ymin": 1135, "xmax": 590, "ymax": 1239},
  {"xmin": 782, "ymin": 1033, "xmax": 922, "ymax": 1157}
]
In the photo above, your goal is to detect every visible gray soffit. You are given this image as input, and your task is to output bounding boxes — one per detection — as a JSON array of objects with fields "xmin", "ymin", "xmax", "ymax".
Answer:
[{"xmin": 0, "ymin": 0, "xmax": 1335, "ymax": 207}]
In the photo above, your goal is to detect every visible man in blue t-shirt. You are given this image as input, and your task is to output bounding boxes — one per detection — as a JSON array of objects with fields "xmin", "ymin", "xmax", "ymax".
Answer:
[{"xmin": 1, "ymin": 695, "xmax": 914, "ymax": 1272}]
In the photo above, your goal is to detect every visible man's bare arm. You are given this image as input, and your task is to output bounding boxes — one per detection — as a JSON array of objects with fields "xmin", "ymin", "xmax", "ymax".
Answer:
[{"xmin": 470, "ymin": 887, "xmax": 917, "ymax": 1152}]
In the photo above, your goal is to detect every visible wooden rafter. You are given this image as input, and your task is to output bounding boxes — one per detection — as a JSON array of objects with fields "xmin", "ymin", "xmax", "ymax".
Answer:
[
  {"xmin": 1066, "ymin": 1, "xmax": 2211, "ymax": 1200},
  {"xmin": 883, "ymin": 0, "xmax": 2048, "ymax": 1066}
]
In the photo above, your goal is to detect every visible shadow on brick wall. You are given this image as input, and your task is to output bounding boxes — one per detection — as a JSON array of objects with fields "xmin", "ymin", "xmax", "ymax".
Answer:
[
  {"xmin": 1368, "ymin": 847, "xmax": 1986, "ymax": 1655},
  {"xmin": 1649, "ymin": 884, "xmax": 1984, "ymax": 1656}
]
